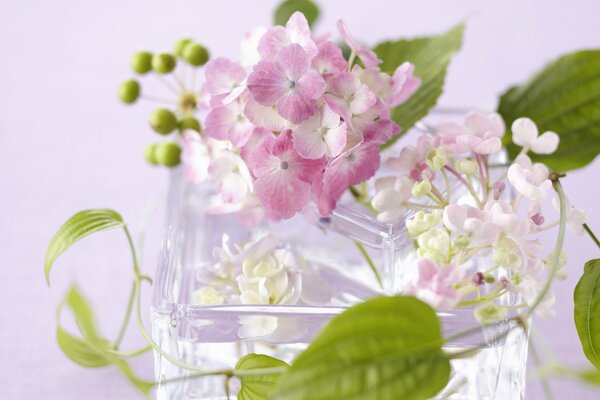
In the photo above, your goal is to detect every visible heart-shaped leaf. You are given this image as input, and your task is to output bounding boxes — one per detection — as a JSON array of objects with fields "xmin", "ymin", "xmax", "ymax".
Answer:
[
  {"xmin": 574, "ymin": 259, "xmax": 600, "ymax": 371},
  {"xmin": 271, "ymin": 296, "xmax": 450, "ymax": 400},
  {"xmin": 45, "ymin": 209, "xmax": 125, "ymax": 284}
]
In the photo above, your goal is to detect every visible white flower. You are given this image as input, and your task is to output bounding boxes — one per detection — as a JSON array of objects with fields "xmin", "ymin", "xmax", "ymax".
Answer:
[
  {"xmin": 511, "ymin": 117, "xmax": 559, "ymax": 154},
  {"xmin": 417, "ymin": 228, "xmax": 451, "ymax": 264},
  {"xmin": 553, "ymin": 194, "xmax": 587, "ymax": 235},
  {"xmin": 208, "ymin": 150, "xmax": 254, "ymax": 203},
  {"xmin": 406, "ymin": 210, "xmax": 442, "ymax": 237},
  {"xmin": 443, "ymin": 204, "xmax": 500, "ymax": 245},
  {"xmin": 192, "ymin": 287, "xmax": 225, "ymax": 305},
  {"xmin": 372, "ymin": 175, "xmax": 413, "ymax": 223},
  {"xmin": 485, "ymin": 200, "xmax": 529, "ymax": 239},
  {"xmin": 507, "ymin": 154, "xmax": 552, "ymax": 202}
]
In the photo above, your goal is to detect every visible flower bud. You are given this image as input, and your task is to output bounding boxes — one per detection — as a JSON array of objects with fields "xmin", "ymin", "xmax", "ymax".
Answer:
[
  {"xmin": 149, "ymin": 108, "xmax": 177, "ymax": 135},
  {"xmin": 174, "ymin": 38, "xmax": 192, "ymax": 58},
  {"xmin": 155, "ymin": 142, "xmax": 181, "ymax": 167},
  {"xmin": 152, "ymin": 53, "xmax": 177, "ymax": 74},
  {"xmin": 183, "ymin": 43, "xmax": 209, "ymax": 66},
  {"xmin": 118, "ymin": 79, "xmax": 140, "ymax": 104},
  {"xmin": 425, "ymin": 147, "xmax": 447, "ymax": 171},
  {"xmin": 454, "ymin": 234, "xmax": 471, "ymax": 249},
  {"xmin": 474, "ymin": 302, "xmax": 507, "ymax": 324},
  {"xmin": 406, "ymin": 210, "xmax": 441, "ymax": 237},
  {"xmin": 144, "ymin": 143, "xmax": 159, "ymax": 165},
  {"xmin": 130, "ymin": 51, "xmax": 153, "ymax": 74},
  {"xmin": 457, "ymin": 159, "xmax": 477, "ymax": 175},
  {"xmin": 178, "ymin": 116, "xmax": 201, "ymax": 132},
  {"xmin": 412, "ymin": 178, "xmax": 432, "ymax": 198}
]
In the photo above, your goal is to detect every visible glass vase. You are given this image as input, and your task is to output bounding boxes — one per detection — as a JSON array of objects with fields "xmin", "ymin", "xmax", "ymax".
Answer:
[{"xmin": 150, "ymin": 112, "xmax": 530, "ymax": 400}]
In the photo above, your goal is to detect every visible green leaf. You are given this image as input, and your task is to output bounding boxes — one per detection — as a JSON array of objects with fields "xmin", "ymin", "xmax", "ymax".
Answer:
[
  {"xmin": 374, "ymin": 24, "xmax": 464, "ymax": 149},
  {"xmin": 57, "ymin": 327, "xmax": 111, "ymax": 368},
  {"xmin": 58, "ymin": 287, "xmax": 154, "ymax": 396},
  {"xmin": 274, "ymin": 0, "xmax": 319, "ymax": 28},
  {"xmin": 271, "ymin": 296, "xmax": 450, "ymax": 400},
  {"xmin": 45, "ymin": 209, "xmax": 125, "ymax": 284},
  {"xmin": 236, "ymin": 354, "xmax": 289, "ymax": 400},
  {"xmin": 498, "ymin": 49, "xmax": 600, "ymax": 171},
  {"xmin": 574, "ymin": 258, "xmax": 600, "ymax": 371}
]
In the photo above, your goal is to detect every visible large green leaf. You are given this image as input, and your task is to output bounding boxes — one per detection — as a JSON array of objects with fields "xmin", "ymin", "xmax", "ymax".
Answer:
[
  {"xmin": 374, "ymin": 24, "xmax": 464, "ymax": 149},
  {"xmin": 574, "ymin": 259, "xmax": 600, "ymax": 371},
  {"xmin": 58, "ymin": 287, "xmax": 154, "ymax": 396},
  {"xmin": 498, "ymin": 49, "xmax": 600, "ymax": 171},
  {"xmin": 45, "ymin": 209, "xmax": 125, "ymax": 284},
  {"xmin": 271, "ymin": 296, "xmax": 450, "ymax": 400},
  {"xmin": 236, "ymin": 354, "xmax": 289, "ymax": 400},
  {"xmin": 274, "ymin": 0, "xmax": 319, "ymax": 28}
]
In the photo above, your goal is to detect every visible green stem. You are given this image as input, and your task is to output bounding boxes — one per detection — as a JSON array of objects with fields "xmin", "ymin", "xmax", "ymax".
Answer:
[
  {"xmin": 114, "ymin": 282, "xmax": 136, "ymax": 348},
  {"xmin": 525, "ymin": 179, "xmax": 567, "ymax": 318},
  {"xmin": 354, "ymin": 241, "xmax": 383, "ymax": 289},
  {"xmin": 583, "ymin": 223, "xmax": 600, "ymax": 250},
  {"xmin": 456, "ymin": 289, "xmax": 506, "ymax": 308},
  {"xmin": 106, "ymin": 345, "xmax": 152, "ymax": 358}
]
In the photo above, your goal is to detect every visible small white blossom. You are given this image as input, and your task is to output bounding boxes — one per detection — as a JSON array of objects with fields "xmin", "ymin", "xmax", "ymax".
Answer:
[{"xmin": 512, "ymin": 117, "xmax": 559, "ymax": 154}]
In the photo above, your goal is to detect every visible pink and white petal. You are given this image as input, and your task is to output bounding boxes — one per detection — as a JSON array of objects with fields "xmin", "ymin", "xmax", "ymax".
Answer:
[
  {"xmin": 204, "ymin": 58, "xmax": 246, "ymax": 96},
  {"xmin": 241, "ymin": 127, "xmax": 273, "ymax": 166},
  {"xmin": 240, "ymin": 27, "xmax": 267, "ymax": 67},
  {"xmin": 321, "ymin": 161, "xmax": 353, "ymax": 207},
  {"xmin": 323, "ymin": 93, "xmax": 351, "ymax": 121},
  {"xmin": 349, "ymin": 84, "xmax": 377, "ymax": 115},
  {"xmin": 531, "ymin": 131, "xmax": 559, "ymax": 154},
  {"xmin": 257, "ymin": 26, "xmax": 290, "ymax": 59},
  {"xmin": 277, "ymin": 91, "xmax": 317, "ymax": 124},
  {"xmin": 222, "ymin": 85, "xmax": 247, "ymax": 105},
  {"xmin": 357, "ymin": 48, "xmax": 382, "ymax": 68},
  {"xmin": 276, "ymin": 44, "xmax": 311, "ymax": 82},
  {"xmin": 473, "ymin": 137, "xmax": 502, "ymax": 155},
  {"xmin": 228, "ymin": 120, "xmax": 255, "ymax": 147},
  {"xmin": 348, "ymin": 144, "xmax": 381, "ymax": 184},
  {"xmin": 254, "ymin": 171, "xmax": 312, "ymax": 220},
  {"xmin": 389, "ymin": 62, "xmax": 421, "ymax": 107},
  {"xmin": 244, "ymin": 98, "xmax": 288, "ymax": 131},
  {"xmin": 204, "ymin": 106, "xmax": 237, "ymax": 141},
  {"xmin": 328, "ymin": 71, "xmax": 361, "ymax": 97},
  {"xmin": 363, "ymin": 119, "xmax": 399, "ymax": 144},
  {"xmin": 247, "ymin": 60, "xmax": 288, "ymax": 105},
  {"xmin": 321, "ymin": 104, "xmax": 342, "ymax": 128},
  {"xmin": 220, "ymin": 173, "xmax": 249, "ymax": 203},
  {"xmin": 296, "ymin": 70, "xmax": 326, "ymax": 99},
  {"xmin": 323, "ymin": 122, "xmax": 347, "ymax": 158},
  {"xmin": 311, "ymin": 41, "xmax": 348, "ymax": 75},
  {"xmin": 285, "ymin": 12, "xmax": 318, "ymax": 58},
  {"xmin": 246, "ymin": 135, "xmax": 280, "ymax": 177},
  {"xmin": 465, "ymin": 111, "xmax": 505, "ymax": 138},
  {"xmin": 292, "ymin": 127, "xmax": 326, "ymax": 159}
]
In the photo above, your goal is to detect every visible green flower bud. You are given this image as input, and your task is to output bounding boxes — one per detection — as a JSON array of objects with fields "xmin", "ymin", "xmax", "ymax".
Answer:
[
  {"xmin": 149, "ymin": 108, "xmax": 177, "ymax": 135},
  {"xmin": 130, "ymin": 51, "xmax": 153, "ymax": 74},
  {"xmin": 155, "ymin": 142, "xmax": 182, "ymax": 167},
  {"xmin": 406, "ymin": 210, "xmax": 441, "ymax": 237},
  {"xmin": 152, "ymin": 53, "xmax": 177, "ymax": 74},
  {"xmin": 457, "ymin": 159, "xmax": 477, "ymax": 175},
  {"xmin": 474, "ymin": 302, "xmax": 507, "ymax": 325},
  {"xmin": 425, "ymin": 147, "xmax": 447, "ymax": 171},
  {"xmin": 178, "ymin": 116, "xmax": 201, "ymax": 132},
  {"xmin": 484, "ymin": 276, "xmax": 496, "ymax": 284},
  {"xmin": 183, "ymin": 43, "xmax": 209, "ymax": 66},
  {"xmin": 412, "ymin": 178, "xmax": 432, "ymax": 198},
  {"xmin": 118, "ymin": 79, "xmax": 140, "ymax": 104},
  {"xmin": 144, "ymin": 143, "xmax": 159, "ymax": 165},
  {"xmin": 174, "ymin": 38, "xmax": 192, "ymax": 57},
  {"xmin": 454, "ymin": 234, "xmax": 471, "ymax": 249}
]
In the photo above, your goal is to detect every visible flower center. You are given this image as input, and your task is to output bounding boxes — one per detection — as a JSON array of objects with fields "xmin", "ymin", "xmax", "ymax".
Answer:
[
  {"xmin": 317, "ymin": 127, "xmax": 327, "ymax": 136},
  {"xmin": 347, "ymin": 153, "xmax": 356, "ymax": 162},
  {"xmin": 280, "ymin": 161, "xmax": 289, "ymax": 170},
  {"xmin": 288, "ymin": 80, "xmax": 296, "ymax": 89}
]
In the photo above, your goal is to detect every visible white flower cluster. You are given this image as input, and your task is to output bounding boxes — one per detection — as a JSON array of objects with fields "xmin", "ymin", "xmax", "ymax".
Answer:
[{"xmin": 372, "ymin": 113, "xmax": 586, "ymax": 321}]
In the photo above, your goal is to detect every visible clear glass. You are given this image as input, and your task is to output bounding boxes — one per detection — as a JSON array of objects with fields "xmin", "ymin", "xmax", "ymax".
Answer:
[{"xmin": 151, "ymin": 111, "xmax": 529, "ymax": 400}]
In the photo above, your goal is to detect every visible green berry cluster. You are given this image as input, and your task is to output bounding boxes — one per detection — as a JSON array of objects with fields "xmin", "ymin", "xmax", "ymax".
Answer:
[{"xmin": 117, "ymin": 38, "xmax": 210, "ymax": 168}]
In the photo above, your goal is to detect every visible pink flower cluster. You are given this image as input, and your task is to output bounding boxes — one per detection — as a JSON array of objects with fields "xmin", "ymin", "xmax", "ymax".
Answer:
[{"xmin": 189, "ymin": 12, "xmax": 420, "ymax": 223}]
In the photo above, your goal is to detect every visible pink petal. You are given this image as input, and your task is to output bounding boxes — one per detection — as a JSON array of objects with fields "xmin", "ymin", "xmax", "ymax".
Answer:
[
  {"xmin": 255, "ymin": 171, "xmax": 312, "ymax": 220},
  {"xmin": 388, "ymin": 62, "xmax": 421, "ymax": 107},
  {"xmin": 277, "ymin": 91, "xmax": 317, "ymax": 124},
  {"xmin": 336, "ymin": 19, "xmax": 381, "ymax": 68},
  {"xmin": 257, "ymin": 26, "xmax": 290, "ymax": 59},
  {"xmin": 247, "ymin": 60, "xmax": 288, "ymax": 106},
  {"xmin": 293, "ymin": 126, "xmax": 326, "ymax": 159},
  {"xmin": 273, "ymin": 130, "xmax": 326, "ymax": 182},
  {"xmin": 363, "ymin": 119, "xmax": 400, "ymax": 144},
  {"xmin": 241, "ymin": 127, "xmax": 273, "ymax": 166},
  {"xmin": 285, "ymin": 12, "xmax": 318, "ymax": 58},
  {"xmin": 246, "ymin": 135, "xmax": 280, "ymax": 177},
  {"xmin": 327, "ymin": 71, "xmax": 361, "ymax": 97},
  {"xmin": 349, "ymin": 83, "xmax": 377, "ymax": 115},
  {"xmin": 204, "ymin": 58, "xmax": 246, "ymax": 96},
  {"xmin": 465, "ymin": 111, "xmax": 505, "ymax": 138},
  {"xmin": 296, "ymin": 69, "xmax": 326, "ymax": 99},
  {"xmin": 276, "ymin": 44, "xmax": 311, "ymax": 82},
  {"xmin": 311, "ymin": 41, "xmax": 348, "ymax": 75},
  {"xmin": 323, "ymin": 122, "xmax": 348, "ymax": 158},
  {"xmin": 204, "ymin": 102, "xmax": 254, "ymax": 147},
  {"xmin": 323, "ymin": 93, "xmax": 351, "ymax": 121},
  {"xmin": 244, "ymin": 97, "xmax": 288, "ymax": 131}
]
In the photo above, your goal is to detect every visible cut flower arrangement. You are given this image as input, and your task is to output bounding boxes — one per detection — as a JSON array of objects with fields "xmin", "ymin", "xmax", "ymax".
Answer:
[{"xmin": 45, "ymin": 1, "xmax": 600, "ymax": 399}]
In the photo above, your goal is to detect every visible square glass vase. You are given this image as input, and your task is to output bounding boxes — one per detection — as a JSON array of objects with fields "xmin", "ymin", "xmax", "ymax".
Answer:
[{"xmin": 151, "ymin": 128, "xmax": 529, "ymax": 400}]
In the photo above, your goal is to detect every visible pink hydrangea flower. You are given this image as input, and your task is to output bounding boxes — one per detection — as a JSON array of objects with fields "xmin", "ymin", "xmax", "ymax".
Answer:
[
  {"xmin": 246, "ymin": 130, "xmax": 326, "ymax": 220},
  {"xmin": 292, "ymin": 105, "xmax": 348, "ymax": 159},
  {"xmin": 208, "ymin": 150, "xmax": 253, "ymax": 203},
  {"xmin": 387, "ymin": 133, "xmax": 436, "ymax": 181},
  {"xmin": 244, "ymin": 97, "xmax": 289, "ymax": 132},
  {"xmin": 311, "ymin": 41, "xmax": 348, "ymax": 76},
  {"xmin": 248, "ymin": 44, "xmax": 326, "ymax": 124},
  {"xmin": 405, "ymin": 259, "xmax": 465, "ymax": 310},
  {"xmin": 337, "ymin": 19, "xmax": 381, "ymax": 68},
  {"xmin": 204, "ymin": 94, "xmax": 254, "ymax": 147},
  {"xmin": 437, "ymin": 111, "xmax": 505, "ymax": 155},
  {"xmin": 207, "ymin": 193, "xmax": 265, "ymax": 227},
  {"xmin": 324, "ymin": 71, "xmax": 377, "ymax": 122},
  {"xmin": 443, "ymin": 204, "xmax": 501, "ymax": 245},
  {"xmin": 203, "ymin": 58, "xmax": 247, "ymax": 104},
  {"xmin": 258, "ymin": 12, "xmax": 318, "ymax": 59}
]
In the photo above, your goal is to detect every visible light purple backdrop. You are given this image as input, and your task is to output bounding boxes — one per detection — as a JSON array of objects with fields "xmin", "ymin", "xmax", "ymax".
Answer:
[{"xmin": 1, "ymin": 0, "xmax": 600, "ymax": 398}]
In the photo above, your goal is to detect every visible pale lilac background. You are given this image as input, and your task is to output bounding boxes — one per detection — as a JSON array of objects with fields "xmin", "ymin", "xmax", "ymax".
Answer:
[{"xmin": 1, "ymin": 0, "xmax": 600, "ymax": 398}]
